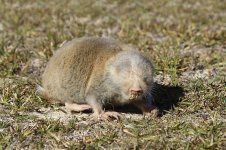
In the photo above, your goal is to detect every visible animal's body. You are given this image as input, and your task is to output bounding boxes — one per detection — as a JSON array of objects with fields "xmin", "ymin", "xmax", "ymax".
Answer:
[{"xmin": 39, "ymin": 37, "xmax": 155, "ymax": 120}]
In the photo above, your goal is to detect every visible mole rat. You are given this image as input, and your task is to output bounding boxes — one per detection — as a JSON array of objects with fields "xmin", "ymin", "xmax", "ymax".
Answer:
[{"xmin": 38, "ymin": 37, "xmax": 156, "ymax": 120}]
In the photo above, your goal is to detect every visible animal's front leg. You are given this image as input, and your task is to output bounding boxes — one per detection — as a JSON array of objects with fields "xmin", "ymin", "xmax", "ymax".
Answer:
[
  {"xmin": 100, "ymin": 111, "xmax": 121, "ymax": 120},
  {"xmin": 86, "ymin": 95, "xmax": 121, "ymax": 121},
  {"xmin": 134, "ymin": 101, "xmax": 159, "ymax": 117}
]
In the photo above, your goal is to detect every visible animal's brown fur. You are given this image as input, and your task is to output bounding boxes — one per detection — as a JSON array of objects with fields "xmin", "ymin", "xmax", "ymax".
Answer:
[{"xmin": 40, "ymin": 37, "xmax": 155, "ymax": 120}]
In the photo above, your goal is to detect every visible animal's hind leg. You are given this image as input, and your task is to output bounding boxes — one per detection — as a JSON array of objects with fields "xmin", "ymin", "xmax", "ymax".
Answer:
[{"xmin": 65, "ymin": 102, "xmax": 91, "ymax": 112}]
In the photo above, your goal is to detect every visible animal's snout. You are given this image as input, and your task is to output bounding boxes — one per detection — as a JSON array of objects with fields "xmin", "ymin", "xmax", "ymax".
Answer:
[{"xmin": 130, "ymin": 87, "xmax": 143, "ymax": 95}]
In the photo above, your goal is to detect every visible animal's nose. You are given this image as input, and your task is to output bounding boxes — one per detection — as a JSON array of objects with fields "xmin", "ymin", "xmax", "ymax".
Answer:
[{"xmin": 130, "ymin": 88, "xmax": 143, "ymax": 95}]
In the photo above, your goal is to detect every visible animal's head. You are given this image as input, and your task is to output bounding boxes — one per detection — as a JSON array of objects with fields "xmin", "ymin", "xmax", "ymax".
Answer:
[{"xmin": 106, "ymin": 50, "xmax": 154, "ymax": 103}]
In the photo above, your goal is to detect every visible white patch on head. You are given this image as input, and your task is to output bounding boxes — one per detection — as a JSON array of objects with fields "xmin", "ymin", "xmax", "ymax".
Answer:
[{"xmin": 105, "ymin": 49, "xmax": 154, "ymax": 102}]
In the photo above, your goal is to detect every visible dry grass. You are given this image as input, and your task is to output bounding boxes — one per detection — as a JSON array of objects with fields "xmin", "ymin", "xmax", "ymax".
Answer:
[{"xmin": 0, "ymin": 0, "xmax": 225, "ymax": 149}]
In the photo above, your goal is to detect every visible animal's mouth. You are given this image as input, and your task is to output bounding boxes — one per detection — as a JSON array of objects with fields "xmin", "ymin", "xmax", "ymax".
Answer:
[
  {"xmin": 128, "ymin": 89, "xmax": 143, "ymax": 100},
  {"xmin": 129, "ymin": 93, "xmax": 141, "ymax": 100}
]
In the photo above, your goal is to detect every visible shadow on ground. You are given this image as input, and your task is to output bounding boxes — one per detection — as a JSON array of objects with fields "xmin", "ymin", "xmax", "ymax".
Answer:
[{"xmin": 101, "ymin": 83, "xmax": 185, "ymax": 116}]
